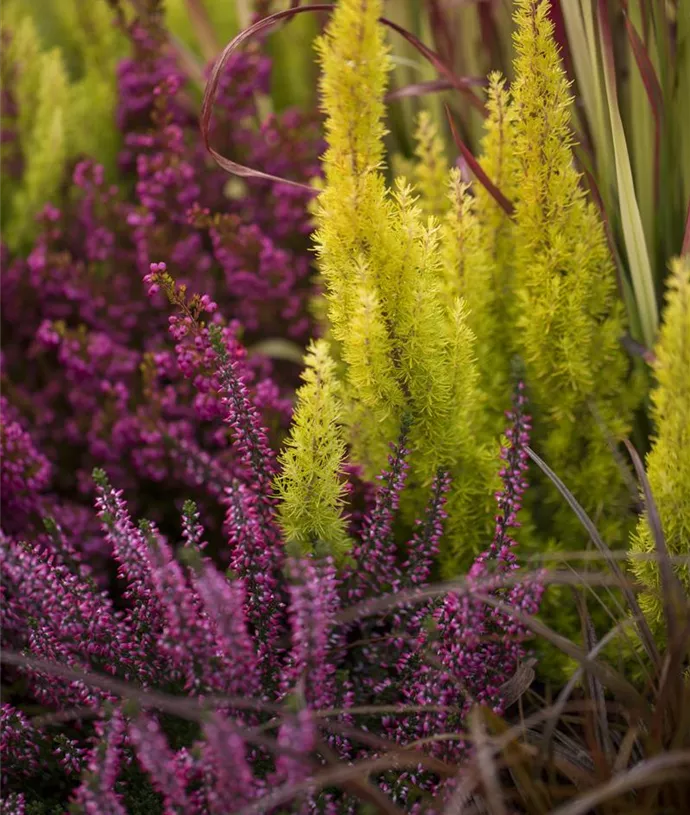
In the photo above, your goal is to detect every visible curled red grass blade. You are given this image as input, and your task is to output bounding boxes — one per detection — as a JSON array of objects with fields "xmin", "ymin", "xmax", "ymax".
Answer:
[
  {"xmin": 201, "ymin": 4, "xmax": 331, "ymax": 193},
  {"xmin": 386, "ymin": 76, "xmax": 487, "ymax": 103},
  {"xmin": 201, "ymin": 3, "xmax": 486, "ymax": 189}
]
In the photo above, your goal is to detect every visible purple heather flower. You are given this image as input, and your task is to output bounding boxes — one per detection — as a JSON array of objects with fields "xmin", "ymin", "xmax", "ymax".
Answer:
[
  {"xmin": 345, "ymin": 429, "xmax": 411, "ymax": 604},
  {"xmin": 128, "ymin": 713, "xmax": 194, "ymax": 814},
  {"xmin": 0, "ymin": 705, "xmax": 40, "ymax": 779},
  {"xmin": 0, "ymin": 398, "xmax": 51, "ymax": 530},
  {"xmin": 71, "ymin": 710, "xmax": 128, "ymax": 815},
  {"xmin": 221, "ymin": 479, "xmax": 286, "ymax": 677},
  {"xmin": 192, "ymin": 561, "xmax": 260, "ymax": 696},
  {"xmin": 272, "ymin": 707, "xmax": 316, "ymax": 787},
  {"xmin": 201, "ymin": 711, "xmax": 259, "ymax": 812},
  {"xmin": 402, "ymin": 469, "xmax": 452, "ymax": 587},
  {"xmin": 283, "ymin": 557, "xmax": 339, "ymax": 710},
  {"xmin": 94, "ymin": 471, "xmax": 166, "ymax": 653},
  {"xmin": 0, "ymin": 793, "xmax": 25, "ymax": 815},
  {"xmin": 53, "ymin": 733, "xmax": 87, "ymax": 776}
]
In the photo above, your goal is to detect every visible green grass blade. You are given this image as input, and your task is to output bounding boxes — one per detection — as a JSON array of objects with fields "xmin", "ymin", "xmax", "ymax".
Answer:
[{"xmin": 597, "ymin": 0, "xmax": 658, "ymax": 347}]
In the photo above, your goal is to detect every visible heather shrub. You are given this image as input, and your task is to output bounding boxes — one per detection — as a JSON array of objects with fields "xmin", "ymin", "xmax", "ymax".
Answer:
[
  {"xmin": 1, "ymin": 7, "xmax": 322, "ymax": 563},
  {"xmin": 1, "ymin": 300, "xmax": 542, "ymax": 811}
]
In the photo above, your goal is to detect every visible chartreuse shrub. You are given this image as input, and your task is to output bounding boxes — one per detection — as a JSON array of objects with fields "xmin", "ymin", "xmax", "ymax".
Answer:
[
  {"xmin": 1, "ymin": 0, "xmax": 125, "ymax": 250},
  {"xmin": 629, "ymin": 256, "xmax": 690, "ymax": 630},
  {"xmin": 439, "ymin": 73, "xmax": 519, "ymax": 434},
  {"xmin": 399, "ymin": 111, "xmax": 451, "ymax": 220},
  {"xmin": 510, "ymin": 0, "xmax": 640, "ymax": 547},
  {"xmin": 39, "ymin": 0, "xmax": 124, "ymax": 166},
  {"xmin": 1, "ymin": 11, "xmax": 70, "ymax": 251},
  {"xmin": 402, "ymin": 76, "xmax": 518, "ymax": 435},
  {"xmin": 276, "ymin": 340, "xmax": 351, "ymax": 562},
  {"xmin": 308, "ymin": 0, "xmax": 641, "ymax": 581},
  {"xmin": 313, "ymin": 0, "xmax": 499, "ymax": 571}
]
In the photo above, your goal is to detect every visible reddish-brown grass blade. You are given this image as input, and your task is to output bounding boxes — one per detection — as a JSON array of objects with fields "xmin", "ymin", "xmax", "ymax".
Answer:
[
  {"xmin": 201, "ymin": 3, "xmax": 486, "ymax": 188},
  {"xmin": 445, "ymin": 104, "xmax": 514, "ymax": 216},
  {"xmin": 386, "ymin": 76, "xmax": 487, "ymax": 103}
]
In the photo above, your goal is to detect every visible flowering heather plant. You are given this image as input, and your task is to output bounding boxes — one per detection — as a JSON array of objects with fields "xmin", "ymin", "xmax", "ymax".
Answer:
[
  {"xmin": 1, "ymin": 7, "xmax": 322, "ymax": 561},
  {"xmin": 1, "ymin": 347, "xmax": 541, "ymax": 811}
]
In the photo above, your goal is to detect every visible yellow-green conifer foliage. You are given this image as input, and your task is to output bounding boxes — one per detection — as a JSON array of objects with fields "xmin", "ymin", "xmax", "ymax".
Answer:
[
  {"xmin": 474, "ymin": 74, "xmax": 518, "ymax": 271},
  {"xmin": 471, "ymin": 73, "xmax": 520, "ymax": 423},
  {"xmin": 629, "ymin": 257, "xmax": 690, "ymax": 629},
  {"xmin": 1, "ymin": 1, "xmax": 124, "ymax": 251},
  {"xmin": 313, "ymin": 0, "xmax": 496, "ymax": 573},
  {"xmin": 276, "ymin": 340, "xmax": 351, "ymax": 561},
  {"xmin": 440, "ymin": 172, "xmax": 502, "ymax": 422},
  {"xmin": 1, "ymin": 15, "xmax": 69, "ymax": 252},
  {"xmin": 408, "ymin": 112, "xmax": 451, "ymax": 219},
  {"xmin": 510, "ymin": 0, "xmax": 637, "ymax": 540},
  {"xmin": 435, "ymin": 75, "xmax": 519, "ymax": 434},
  {"xmin": 49, "ymin": 0, "xmax": 124, "ymax": 168}
]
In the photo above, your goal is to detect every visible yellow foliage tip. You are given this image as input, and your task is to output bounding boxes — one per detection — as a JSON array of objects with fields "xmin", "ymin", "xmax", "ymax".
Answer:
[
  {"xmin": 276, "ymin": 340, "xmax": 351, "ymax": 561},
  {"xmin": 315, "ymin": 0, "xmax": 389, "ymax": 180},
  {"xmin": 411, "ymin": 111, "xmax": 450, "ymax": 218}
]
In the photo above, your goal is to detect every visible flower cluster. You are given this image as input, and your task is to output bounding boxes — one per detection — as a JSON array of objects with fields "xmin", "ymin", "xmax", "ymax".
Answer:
[
  {"xmin": 1, "ymin": 364, "xmax": 540, "ymax": 811},
  {"xmin": 0, "ymin": 397, "xmax": 51, "ymax": 532},
  {"xmin": 0, "ymin": 12, "xmax": 323, "ymax": 562}
]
